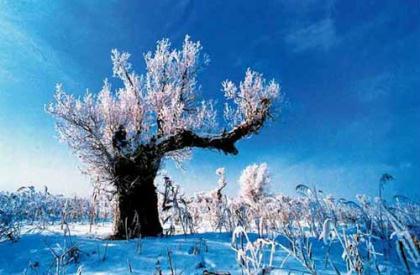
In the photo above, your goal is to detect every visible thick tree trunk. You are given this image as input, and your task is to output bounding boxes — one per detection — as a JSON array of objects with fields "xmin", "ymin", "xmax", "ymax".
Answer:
[{"xmin": 111, "ymin": 157, "xmax": 163, "ymax": 239}]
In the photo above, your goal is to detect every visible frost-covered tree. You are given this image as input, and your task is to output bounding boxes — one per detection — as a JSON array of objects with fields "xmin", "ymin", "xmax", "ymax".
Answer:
[
  {"xmin": 238, "ymin": 163, "xmax": 271, "ymax": 204},
  {"xmin": 47, "ymin": 36, "xmax": 280, "ymax": 238},
  {"xmin": 212, "ymin": 167, "xmax": 228, "ymax": 202}
]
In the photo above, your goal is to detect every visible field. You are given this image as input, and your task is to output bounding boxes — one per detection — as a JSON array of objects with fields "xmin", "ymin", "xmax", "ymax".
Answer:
[
  {"xmin": 1, "ymin": 1, "xmax": 419, "ymax": 274},
  {"xmin": 1, "ymin": 171, "xmax": 419, "ymax": 274}
]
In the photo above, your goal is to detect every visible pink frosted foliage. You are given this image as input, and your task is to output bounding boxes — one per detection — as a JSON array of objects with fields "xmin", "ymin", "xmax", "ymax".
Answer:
[
  {"xmin": 47, "ymin": 36, "xmax": 280, "ymax": 182},
  {"xmin": 238, "ymin": 163, "xmax": 271, "ymax": 203}
]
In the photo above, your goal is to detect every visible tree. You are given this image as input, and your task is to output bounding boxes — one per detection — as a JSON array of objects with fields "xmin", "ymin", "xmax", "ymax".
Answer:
[
  {"xmin": 238, "ymin": 163, "xmax": 271, "ymax": 204},
  {"xmin": 47, "ymin": 36, "xmax": 281, "ymax": 238}
]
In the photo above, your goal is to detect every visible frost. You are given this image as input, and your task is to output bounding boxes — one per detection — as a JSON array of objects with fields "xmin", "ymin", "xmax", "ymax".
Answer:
[{"xmin": 46, "ymin": 36, "xmax": 280, "ymax": 183}]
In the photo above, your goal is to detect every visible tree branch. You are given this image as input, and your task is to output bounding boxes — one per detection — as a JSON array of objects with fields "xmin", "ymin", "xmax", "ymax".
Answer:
[{"xmin": 156, "ymin": 98, "xmax": 271, "ymax": 156}]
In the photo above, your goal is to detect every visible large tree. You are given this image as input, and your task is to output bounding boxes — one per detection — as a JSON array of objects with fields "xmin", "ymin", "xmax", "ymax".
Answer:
[{"xmin": 47, "ymin": 36, "xmax": 280, "ymax": 238}]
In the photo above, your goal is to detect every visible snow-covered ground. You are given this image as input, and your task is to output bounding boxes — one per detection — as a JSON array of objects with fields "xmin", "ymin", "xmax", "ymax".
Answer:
[
  {"xmin": 0, "ymin": 223, "xmax": 416, "ymax": 274},
  {"xmin": 0, "ymin": 223, "xmax": 240, "ymax": 274}
]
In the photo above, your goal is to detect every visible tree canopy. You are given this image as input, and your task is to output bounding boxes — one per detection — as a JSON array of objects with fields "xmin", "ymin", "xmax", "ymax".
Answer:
[{"xmin": 47, "ymin": 36, "xmax": 281, "ymax": 185}]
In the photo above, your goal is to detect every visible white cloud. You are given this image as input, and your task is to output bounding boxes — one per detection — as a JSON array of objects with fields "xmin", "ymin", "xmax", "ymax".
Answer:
[
  {"xmin": 0, "ymin": 8, "xmax": 76, "ymax": 89},
  {"xmin": 353, "ymin": 72, "xmax": 393, "ymax": 102},
  {"xmin": 285, "ymin": 18, "xmax": 337, "ymax": 53}
]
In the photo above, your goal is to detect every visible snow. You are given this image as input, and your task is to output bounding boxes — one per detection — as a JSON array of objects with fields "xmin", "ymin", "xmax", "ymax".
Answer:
[
  {"xmin": 0, "ymin": 223, "xmax": 416, "ymax": 274},
  {"xmin": 47, "ymin": 36, "xmax": 280, "ymax": 183},
  {"xmin": 0, "ymin": 223, "xmax": 240, "ymax": 274},
  {"xmin": 1, "ymin": 178, "xmax": 419, "ymax": 274}
]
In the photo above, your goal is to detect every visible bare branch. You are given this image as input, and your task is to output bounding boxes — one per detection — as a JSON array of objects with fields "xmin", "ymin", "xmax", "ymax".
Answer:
[{"xmin": 156, "ymin": 98, "xmax": 271, "ymax": 156}]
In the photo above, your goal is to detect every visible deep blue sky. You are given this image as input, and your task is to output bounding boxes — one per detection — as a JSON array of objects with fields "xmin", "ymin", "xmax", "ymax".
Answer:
[{"xmin": 0, "ymin": 0, "xmax": 419, "ymax": 200}]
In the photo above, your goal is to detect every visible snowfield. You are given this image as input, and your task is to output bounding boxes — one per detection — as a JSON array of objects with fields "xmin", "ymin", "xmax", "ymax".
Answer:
[
  {"xmin": 0, "ymin": 223, "xmax": 417, "ymax": 274},
  {"xmin": 1, "ymin": 175, "xmax": 419, "ymax": 274},
  {"xmin": 0, "ymin": 223, "xmax": 240, "ymax": 274}
]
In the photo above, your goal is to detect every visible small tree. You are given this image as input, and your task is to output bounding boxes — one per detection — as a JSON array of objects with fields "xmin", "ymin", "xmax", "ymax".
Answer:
[
  {"xmin": 238, "ymin": 163, "xmax": 271, "ymax": 204},
  {"xmin": 47, "ymin": 36, "xmax": 280, "ymax": 238},
  {"xmin": 238, "ymin": 163, "xmax": 271, "ymax": 236}
]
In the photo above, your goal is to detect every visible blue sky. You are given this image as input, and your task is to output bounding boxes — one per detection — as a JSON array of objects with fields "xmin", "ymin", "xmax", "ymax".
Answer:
[{"xmin": 0, "ymin": 0, "xmax": 419, "ymax": 200}]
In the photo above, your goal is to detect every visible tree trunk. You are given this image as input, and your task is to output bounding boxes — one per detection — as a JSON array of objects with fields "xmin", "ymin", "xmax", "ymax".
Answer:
[{"xmin": 112, "ymin": 157, "xmax": 163, "ymax": 239}]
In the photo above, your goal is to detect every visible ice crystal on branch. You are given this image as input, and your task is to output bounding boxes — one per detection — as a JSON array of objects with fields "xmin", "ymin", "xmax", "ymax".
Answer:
[
  {"xmin": 223, "ymin": 69, "xmax": 280, "ymax": 127},
  {"xmin": 47, "ymin": 36, "xmax": 280, "ymax": 183},
  {"xmin": 239, "ymin": 163, "xmax": 271, "ymax": 204}
]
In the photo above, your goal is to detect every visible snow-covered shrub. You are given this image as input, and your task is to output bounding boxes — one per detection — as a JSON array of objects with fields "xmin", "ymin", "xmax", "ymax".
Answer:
[
  {"xmin": 2, "ymin": 164, "xmax": 420, "ymax": 274},
  {"xmin": 158, "ymin": 176, "xmax": 194, "ymax": 235},
  {"xmin": 231, "ymin": 226, "xmax": 276, "ymax": 274},
  {"xmin": 205, "ymin": 168, "xmax": 233, "ymax": 232},
  {"xmin": 0, "ymin": 194, "xmax": 22, "ymax": 241},
  {"xmin": 165, "ymin": 168, "xmax": 235, "ymax": 233},
  {"xmin": 386, "ymin": 206, "xmax": 420, "ymax": 272},
  {"xmin": 46, "ymin": 223, "xmax": 82, "ymax": 274},
  {"xmin": 238, "ymin": 163, "xmax": 270, "ymax": 204},
  {"xmin": 0, "ymin": 186, "xmax": 113, "ymax": 242},
  {"xmin": 237, "ymin": 163, "xmax": 273, "ymax": 236}
]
